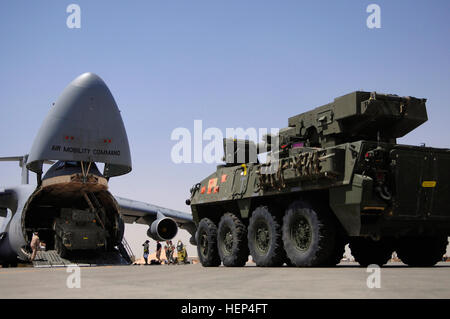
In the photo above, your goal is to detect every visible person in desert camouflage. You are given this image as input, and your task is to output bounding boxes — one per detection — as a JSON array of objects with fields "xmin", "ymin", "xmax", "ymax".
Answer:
[{"xmin": 30, "ymin": 231, "xmax": 40, "ymax": 262}]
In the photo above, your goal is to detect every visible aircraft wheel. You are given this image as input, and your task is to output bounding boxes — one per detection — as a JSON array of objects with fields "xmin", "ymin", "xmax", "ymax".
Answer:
[
  {"xmin": 282, "ymin": 200, "xmax": 337, "ymax": 267},
  {"xmin": 217, "ymin": 213, "xmax": 249, "ymax": 267},
  {"xmin": 349, "ymin": 237, "xmax": 393, "ymax": 267},
  {"xmin": 396, "ymin": 236, "xmax": 448, "ymax": 267},
  {"xmin": 248, "ymin": 206, "xmax": 285, "ymax": 267},
  {"xmin": 196, "ymin": 218, "xmax": 221, "ymax": 267}
]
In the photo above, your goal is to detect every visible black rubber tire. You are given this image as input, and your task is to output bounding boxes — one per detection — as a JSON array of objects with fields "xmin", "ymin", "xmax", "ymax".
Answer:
[
  {"xmin": 217, "ymin": 213, "xmax": 249, "ymax": 267},
  {"xmin": 248, "ymin": 206, "xmax": 286, "ymax": 267},
  {"xmin": 54, "ymin": 234, "xmax": 68, "ymax": 259},
  {"xmin": 396, "ymin": 236, "xmax": 448, "ymax": 267},
  {"xmin": 282, "ymin": 200, "xmax": 337, "ymax": 267},
  {"xmin": 196, "ymin": 218, "xmax": 221, "ymax": 267},
  {"xmin": 349, "ymin": 237, "xmax": 393, "ymax": 267}
]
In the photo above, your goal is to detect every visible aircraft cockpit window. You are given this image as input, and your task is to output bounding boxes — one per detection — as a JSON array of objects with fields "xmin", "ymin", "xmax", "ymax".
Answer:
[
  {"xmin": 54, "ymin": 161, "xmax": 80, "ymax": 170},
  {"xmin": 64, "ymin": 161, "xmax": 80, "ymax": 167},
  {"xmin": 54, "ymin": 161, "xmax": 65, "ymax": 170}
]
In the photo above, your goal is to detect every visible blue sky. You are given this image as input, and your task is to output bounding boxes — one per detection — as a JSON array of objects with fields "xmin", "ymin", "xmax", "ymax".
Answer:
[{"xmin": 1, "ymin": 1, "xmax": 449, "ymax": 255}]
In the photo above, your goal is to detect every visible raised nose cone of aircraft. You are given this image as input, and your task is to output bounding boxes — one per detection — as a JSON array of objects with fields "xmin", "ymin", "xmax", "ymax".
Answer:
[
  {"xmin": 27, "ymin": 73, "xmax": 132, "ymax": 178},
  {"xmin": 71, "ymin": 72, "xmax": 107, "ymax": 88}
]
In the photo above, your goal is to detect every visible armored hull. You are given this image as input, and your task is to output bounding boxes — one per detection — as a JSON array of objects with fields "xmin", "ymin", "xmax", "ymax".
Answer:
[{"xmin": 188, "ymin": 91, "xmax": 450, "ymax": 267}]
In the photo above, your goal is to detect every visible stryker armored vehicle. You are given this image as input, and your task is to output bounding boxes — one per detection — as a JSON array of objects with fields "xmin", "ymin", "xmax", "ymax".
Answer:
[
  {"xmin": 53, "ymin": 208, "xmax": 108, "ymax": 258},
  {"xmin": 187, "ymin": 91, "xmax": 450, "ymax": 267}
]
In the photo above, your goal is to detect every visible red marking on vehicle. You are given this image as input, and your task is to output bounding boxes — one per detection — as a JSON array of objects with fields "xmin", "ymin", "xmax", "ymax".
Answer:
[{"xmin": 207, "ymin": 178, "xmax": 218, "ymax": 194}]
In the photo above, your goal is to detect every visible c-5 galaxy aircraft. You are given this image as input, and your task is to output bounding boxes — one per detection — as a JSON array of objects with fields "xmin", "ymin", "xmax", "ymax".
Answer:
[{"xmin": 0, "ymin": 73, "xmax": 196, "ymax": 267}]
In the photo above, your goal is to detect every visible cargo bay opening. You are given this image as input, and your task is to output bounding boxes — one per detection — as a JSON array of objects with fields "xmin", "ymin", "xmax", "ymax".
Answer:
[{"xmin": 21, "ymin": 161, "xmax": 124, "ymax": 258}]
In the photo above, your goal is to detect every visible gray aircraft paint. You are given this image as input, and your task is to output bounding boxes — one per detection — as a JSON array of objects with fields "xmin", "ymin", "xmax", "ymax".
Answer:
[
  {"xmin": 27, "ymin": 72, "xmax": 131, "ymax": 178},
  {"xmin": 0, "ymin": 185, "xmax": 35, "ymax": 260},
  {"xmin": 0, "ymin": 73, "xmax": 195, "ymax": 264},
  {"xmin": 117, "ymin": 196, "xmax": 194, "ymax": 223}
]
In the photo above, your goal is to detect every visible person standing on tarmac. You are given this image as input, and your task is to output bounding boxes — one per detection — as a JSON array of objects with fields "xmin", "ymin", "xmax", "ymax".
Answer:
[
  {"xmin": 168, "ymin": 240, "xmax": 175, "ymax": 264},
  {"xmin": 143, "ymin": 240, "xmax": 150, "ymax": 265},
  {"xmin": 30, "ymin": 232, "xmax": 40, "ymax": 262},
  {"xmin": 164, "ymin": 241, "xmax": 171, "ymax": 264},
  {"xmin": 164, "ymin": 240, "xmax": 175, "ymax": 264},
  {"xmin": 156, "ymin": 241, "xmax": 162, "ymax": 263}
]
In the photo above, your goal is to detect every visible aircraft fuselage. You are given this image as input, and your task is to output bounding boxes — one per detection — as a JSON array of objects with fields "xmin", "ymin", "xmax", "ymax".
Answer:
[{"xmin": 0, "ymin": 161, "xmax": 124, "ymax": 264}]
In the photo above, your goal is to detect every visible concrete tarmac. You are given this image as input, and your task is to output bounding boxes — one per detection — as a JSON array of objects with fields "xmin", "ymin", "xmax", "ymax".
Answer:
[{"xmin": 0, "ymin": 262, "xmax": 449, "ymax": 299}]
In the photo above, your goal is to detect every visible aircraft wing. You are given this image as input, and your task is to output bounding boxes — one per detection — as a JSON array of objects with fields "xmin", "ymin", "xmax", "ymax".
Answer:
[{"xmin": 114, "ymin": 196, "xmax": 197, "ymax": 244}]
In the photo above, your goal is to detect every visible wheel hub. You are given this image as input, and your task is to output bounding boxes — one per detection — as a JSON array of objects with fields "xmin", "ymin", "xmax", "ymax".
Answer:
[
  {"xmin": 200, "ymin": 233, "xmax": 208, "ymax": 257},
  {"xmin": 255, "ymin": 224, "xmax": 270, "ymax": 254},
  {"xmin": 223, "ymin": 230, "xmax": 234, "ymax": 254},
  {"xmin": 292, "ymin": 216, "xmax": 312, "ymax": 251}
]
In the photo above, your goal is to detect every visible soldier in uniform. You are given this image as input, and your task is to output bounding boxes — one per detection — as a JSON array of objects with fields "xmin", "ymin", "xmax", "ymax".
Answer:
[
  {"xmin": 30, "ymin": 231, "xmax": 40, "ymax": 261},
  {"xmin": 164, "ymin": 241, "xmax": 169, "ymax": 264},
  {"xmin": 165, "ymin": 240, "xmax": 175, "ymax": 264},
  {"xmin": 176, "ymin": 240, "xmax": 188, "ymax": 264},
  {"xmin": 142, "ymin": 240, "xmax": 150, "ymax": 265},
  {"xmin": 156, "ymin": 241, "xmax": 162, "ymax": 263},
  {"xmin": 168, "ymin": 240, "xmax": 175, "ymax": 264}
]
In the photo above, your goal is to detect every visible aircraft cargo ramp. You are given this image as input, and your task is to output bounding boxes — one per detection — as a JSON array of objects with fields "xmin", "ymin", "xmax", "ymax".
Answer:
[
  {"xmin": 30, "ymin": 237, "xmax": 134, "ymax": 268},
  {"xmin": 32, "ymin": 249, "xmax": 130, "ymax": 268}
]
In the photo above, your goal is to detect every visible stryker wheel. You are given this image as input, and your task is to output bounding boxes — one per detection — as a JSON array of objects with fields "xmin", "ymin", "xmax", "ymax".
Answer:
[
  {"xmin": 282, "ymin": 200, "xmax": 337, "ymax": 267},
  {"xmin": 248, "ymin": 206, "xmax": 285, "ymax": 267},
  {"xmin": 349, "ymin": 237, "xmax": 394, "ymax": 267},
  {"xmin": 396, "ymin": 236, "xmax": 448, "ymax": 267},
  {"xmin": 217, "ymin": 213, "xmax": 249, "ymax": 267},
  {"xmin": 196, "ymin": 218, "xmax": 221, "ymax": 267}
]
